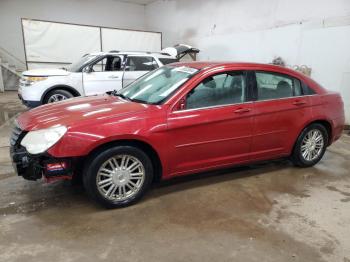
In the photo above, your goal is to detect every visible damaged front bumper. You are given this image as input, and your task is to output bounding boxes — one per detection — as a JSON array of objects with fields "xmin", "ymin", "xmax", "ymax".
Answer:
[{"xmin": 9, "ymin": 123, "xmax": 75, "ymax": 182}]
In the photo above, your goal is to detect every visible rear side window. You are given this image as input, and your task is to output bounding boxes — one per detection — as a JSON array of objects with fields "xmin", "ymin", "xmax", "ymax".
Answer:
[
  {"xmin": 302, "ymin": 84, "xmax": 316, "ymax": 95},
  {"xmin": 255, "ymin": 72, "xmax": 303, "ymax": 100},
  {"xmin": 159, "ymin": 58, "xmax": 179, "ymax": 65},
  {"xmin": 125, "ymin": 57, "xmax": 158, "ymax": 71}
]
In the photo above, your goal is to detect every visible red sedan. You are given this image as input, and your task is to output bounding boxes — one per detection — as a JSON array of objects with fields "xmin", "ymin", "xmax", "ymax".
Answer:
[{"xmin": 11, "ymin": 62, "xmax": 345, "ymax": 208}]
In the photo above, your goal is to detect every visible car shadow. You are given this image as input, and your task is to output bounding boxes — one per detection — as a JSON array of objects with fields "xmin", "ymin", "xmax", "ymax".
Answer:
[
  {"xmin": 146, "ymin": 158, "xmax": 293, "ymax": 199},
  {"xmin": 1, "ymin": 158, "xmax": 293, "ymax": 215}
]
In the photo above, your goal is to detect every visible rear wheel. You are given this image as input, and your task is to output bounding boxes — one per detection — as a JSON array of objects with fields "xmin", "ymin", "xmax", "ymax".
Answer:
[
  {"xmin": 291, "ymin": 123, "xmax": 328, "ymax": 167},
  {"xmin": 83, "ymin": 146, "xmax": 153, "ymax": 208},
  {"xmin": 44, "ymin": 89, "xmax": 73, "ymax": 104}
]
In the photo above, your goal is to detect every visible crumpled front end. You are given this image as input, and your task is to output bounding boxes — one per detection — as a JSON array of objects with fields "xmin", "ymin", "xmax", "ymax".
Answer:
[{"xmin": 9, "ymin": 121, "xmax": 77, "ymax": 182}]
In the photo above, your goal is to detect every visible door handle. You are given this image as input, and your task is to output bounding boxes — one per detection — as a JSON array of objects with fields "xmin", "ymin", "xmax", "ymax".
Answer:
[
  {"xmin": 292, "ymin": 100, "xmax": 307, "ymax": 106},
  {"xmin": 234, "ymin": 108, "xmax": 251, "ymax": 114},
  {"xmin": 109, "ymin": 75, "xmax": 120, "ymax": 79}
]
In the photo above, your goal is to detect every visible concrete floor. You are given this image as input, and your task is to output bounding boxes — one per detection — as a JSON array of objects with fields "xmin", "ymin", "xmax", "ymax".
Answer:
[{"xmin": 0, "ymin": 91, "xmax": 349, "ymax": 262}]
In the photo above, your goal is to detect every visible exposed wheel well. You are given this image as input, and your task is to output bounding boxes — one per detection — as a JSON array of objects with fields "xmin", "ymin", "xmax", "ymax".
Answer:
[
  {"xmin": 296, "ymin": 120, "xmax": 332, "ymax": 148},
  {"xmin": 85, "ymin": 140, "xmax": 163, "ymax": 183},
  {"xmin": 290, "ymin": 119, "xmax": 332, "ymax": 159},
  {"xmin": 308, "ymin": 120, "xmax": 332, "ymax": 145},
  {"xmin": 42, "ymin": 85, "xmax": 81, "ymax": 102}
]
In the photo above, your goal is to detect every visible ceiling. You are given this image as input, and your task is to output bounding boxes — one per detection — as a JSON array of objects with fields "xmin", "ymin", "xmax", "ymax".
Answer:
[{"xmin": 115, "ymin": 0, "xmax": 158, "ymax": 5}]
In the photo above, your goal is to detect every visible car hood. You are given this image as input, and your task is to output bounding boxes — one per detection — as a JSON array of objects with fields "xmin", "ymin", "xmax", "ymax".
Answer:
[
  {"xmin": 17, "ymin": 95, "xmax": 148, "ymax": 131},
  {"xmin": 22, "ymin": 68, "xmax": 70, "ymax": 77}
]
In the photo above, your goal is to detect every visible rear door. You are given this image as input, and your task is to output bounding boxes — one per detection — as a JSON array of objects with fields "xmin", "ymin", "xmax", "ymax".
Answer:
[
  {"xmin": 251, "ymin": 71, "xmax": 311, "ymax": 160},
  {"xmin": 83, "ymin": 55, "xmax": 124, "ymax": 95},
  {"xmin": 167, "ymin": 70, "xmax": 254, "ymax": 176},
  {"xmin": 122, "ymin": 56, "xmax": 159, "ymax": 87}
]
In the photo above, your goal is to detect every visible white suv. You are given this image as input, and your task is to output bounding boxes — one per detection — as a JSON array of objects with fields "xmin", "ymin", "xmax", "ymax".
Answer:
[{"xmin": 18, "ymin": 46, "xmax": 198, "ymax": 108}]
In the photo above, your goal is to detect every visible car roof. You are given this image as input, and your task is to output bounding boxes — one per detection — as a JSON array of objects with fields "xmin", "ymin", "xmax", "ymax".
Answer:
[
  {"xmin": 170, "ymin": 61, "xmax": 285, "ymax": 70},
  {"xmin": 171, "ymin": 61, "xmax": 309, "ymax": 78},
  {"xmin": 88, "ymin": 51, "xmax": 174, "ymax": 59}
]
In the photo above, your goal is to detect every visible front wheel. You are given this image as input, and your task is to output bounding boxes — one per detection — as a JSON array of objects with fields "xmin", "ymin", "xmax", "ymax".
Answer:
[
  {"xmin": 83, "ymin": 146, "xmax": 154, "ymax": 208},
  {"xmin": 44, "ymin": 89, "xmax": 73, "ymax": 104},
  {"xmin": 291, "ymin": 123, "xmax": 328, "ymax": 167}
]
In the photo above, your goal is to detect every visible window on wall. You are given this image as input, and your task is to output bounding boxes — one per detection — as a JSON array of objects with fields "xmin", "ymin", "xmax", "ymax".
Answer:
[
  {"xmin": 125, "ymin": 56, "xmax": 158, "ymax": 71},
  {"xmin": 255, "ymin": 72, "xmax": 303, "ymax": 100},
  {"xmin": 186, "ymin": 72, "xmax": 246, "ymax": 110}
]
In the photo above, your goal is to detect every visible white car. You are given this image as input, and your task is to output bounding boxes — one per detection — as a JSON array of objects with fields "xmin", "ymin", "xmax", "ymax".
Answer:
[{"xmin": 18, "ymin": 45, "xmax": 199, "ymax": 107}]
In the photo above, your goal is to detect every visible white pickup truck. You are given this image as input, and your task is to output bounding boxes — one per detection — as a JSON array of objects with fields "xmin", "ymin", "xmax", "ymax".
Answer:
[{"xmin": 18, "ymin": 45, "xmax": 199, "ymax": 107}]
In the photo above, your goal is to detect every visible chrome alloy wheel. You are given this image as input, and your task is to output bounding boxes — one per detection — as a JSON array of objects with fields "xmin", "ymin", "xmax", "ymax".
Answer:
[
  {"xmin": 48, "ymin": 94, "xmax": 68, "ymax": 103},
  {"xmin": 301, "ymin": 129, "xmax": 324, "ymax": 161},
  {"xmin": 96, "ymin": 155, "xmax": 145, "ymax": 201}
]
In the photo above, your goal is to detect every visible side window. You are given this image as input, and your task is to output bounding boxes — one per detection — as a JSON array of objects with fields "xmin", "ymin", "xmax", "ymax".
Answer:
[
  {"xmin": 294, "ymin": 78, "xmax": 303, "ymax": 96},
  {"xmin": 91, "ymin": 56, "xmax": 122, "ymax": 72},
  {"xmin": 125, "ymin": 57, "xmax": 158, "ymax": 71},
  {"xmin": 302, "ymin": 83, "xmax": 316, "ymax": 95},
  {"xmin": 91, "ymin": 57, "xmax": 107, "ymax": 72},
  {"xmin": 186, "ymin": 72, "xmax": 246, "ymax": 110},
  {"xmin": 256, "ymin": 72, "xmax": 302, "ymax": 100},
  {"xmin": 106, "ymin": 56, "xmax": 122, "ymax": 71}
]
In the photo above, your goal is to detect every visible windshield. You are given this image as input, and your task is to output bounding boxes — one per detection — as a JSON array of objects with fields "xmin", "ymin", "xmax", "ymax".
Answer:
[
  {"xmin": 67, "ymin": 54, "xmax": 98, "ymax": 72},
  {"xmin": 118, "ymin": 66, "xmax": 199, "ymax": 104}
]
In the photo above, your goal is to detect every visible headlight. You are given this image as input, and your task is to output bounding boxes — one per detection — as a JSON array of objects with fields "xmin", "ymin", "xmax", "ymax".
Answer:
[
  {"xmin": 21, "ymin": 126, "xmax": 67, "ymax": 154},
  {"xmin": 23, "ymin": 76, "xmax": 48, "ymax": 86}
]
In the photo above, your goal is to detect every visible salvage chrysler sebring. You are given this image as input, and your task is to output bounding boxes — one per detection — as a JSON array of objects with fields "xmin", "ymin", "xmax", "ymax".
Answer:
[{"xmin": 10, "ymin": 62, "xmax": 345, "ymax": 208}]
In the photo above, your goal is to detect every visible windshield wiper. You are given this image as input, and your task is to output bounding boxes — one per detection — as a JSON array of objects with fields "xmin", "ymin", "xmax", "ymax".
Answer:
[
  {"xmin": 130, "ymin": 98, "xmax": 152, "ymax": 105},
  {"xmin": 110, "ymin": 90, "xmax": 152, "ymax": 104},
  {"xmin": 111, "ymin": 90, "xmax": 131, "ymax": 101}
]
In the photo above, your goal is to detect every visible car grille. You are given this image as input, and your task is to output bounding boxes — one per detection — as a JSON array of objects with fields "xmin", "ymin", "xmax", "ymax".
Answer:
[{"xmin": 10, "ymin": 122, "xmax": 24, "ymax": 146}]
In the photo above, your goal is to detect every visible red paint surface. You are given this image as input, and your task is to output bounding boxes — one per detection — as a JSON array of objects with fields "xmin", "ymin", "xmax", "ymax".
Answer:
[{"xmin": 17, "ymin": 62, "xmax": 345, "ymax": 180}]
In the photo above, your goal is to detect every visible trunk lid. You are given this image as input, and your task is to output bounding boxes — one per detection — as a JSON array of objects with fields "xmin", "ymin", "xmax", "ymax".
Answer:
[{"xmin": 162, "ymin": 44, "xmax": 200, "ymax": 60}]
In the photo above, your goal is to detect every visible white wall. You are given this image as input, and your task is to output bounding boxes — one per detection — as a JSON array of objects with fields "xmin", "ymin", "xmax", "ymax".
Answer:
[
  {"xmin": 146, "ymin": 0, "xmax": 350, "ymax": 124},
  {"xmin": 0, "ymin": 0, "xmax": 349, "ymax": 123},
  {"xmin": 0, "ymin": 0, "xmax": 146, "ymax": 69}
]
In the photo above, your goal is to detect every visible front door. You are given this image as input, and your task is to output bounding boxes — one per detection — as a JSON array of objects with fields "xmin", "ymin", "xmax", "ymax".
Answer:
[
  {"xmin": 122, "ymin": 56, "xmax": 159, "ymax": 87},
  {"xmin": 167, "ymin": 71, "xmax": 254, "ymax": 176},
  {"xmin": 251, "ymin": 70, "xmax": 311, "ymax": 160},
  {"xmin": 83, "ymin": 55, "xmax": 124, "ymax": 96}
]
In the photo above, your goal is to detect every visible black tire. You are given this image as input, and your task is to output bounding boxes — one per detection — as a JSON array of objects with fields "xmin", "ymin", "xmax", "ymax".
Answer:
[
  {"xmin": 43, "ymin": 89, "xmax": 73, "ymax": 104},
  {"xmin": 291, "ymin": 123, "xmax": 328, "ymax": 167},
  {"xmin": 83, "ymin": 146, "xmax": 154, "ymax": 209}
]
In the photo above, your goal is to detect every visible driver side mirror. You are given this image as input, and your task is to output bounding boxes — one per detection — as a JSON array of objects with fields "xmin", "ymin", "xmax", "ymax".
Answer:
[{"xmin": 83, "ymin": 66, "xmax": 92, "ymax": 73}]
